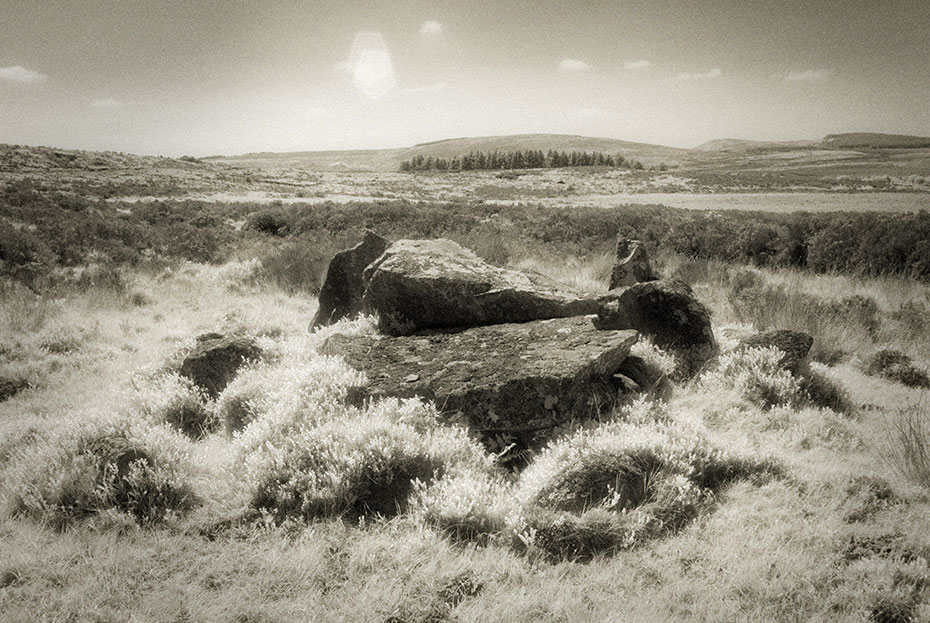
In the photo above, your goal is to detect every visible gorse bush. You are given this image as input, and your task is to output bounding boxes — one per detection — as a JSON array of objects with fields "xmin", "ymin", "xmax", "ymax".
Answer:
[
  {"xmin": 5, "ymin": 414, "xmax": 198, "ymax": 527},
  {"xmin": 245, "ymin": 399, "xmax": 494, "ymax": 523},
  {"xmin": 865, "ymin": 350, "xmax": 930, "ymax": 389},
  {"xmin": 701, "ymin": 346, "xmax": 804, "ymax": 410},
  {"xmin": 132, "ymin": 373, "xmax": 218, "ymax": 440},
  {"xmin": 512, "ymin": 412, "xmax": 780, "ymax": 561}
]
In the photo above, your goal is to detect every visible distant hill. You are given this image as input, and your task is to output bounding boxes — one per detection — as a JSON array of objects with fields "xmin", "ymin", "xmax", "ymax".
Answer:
[
  {"xmin": 0, "ymin": 143, "xmax": 205, "ymax": 173},
  {"xmin": 693, "ymin": 138, "xmax": 818, "ymax": 152},
  {"xmin": 207, "ymin": 134, "xmax": 691, "ymax": 172},
  {"xmin": 822, "ymin": 133, "xmax": 930, "ymax": 149}
]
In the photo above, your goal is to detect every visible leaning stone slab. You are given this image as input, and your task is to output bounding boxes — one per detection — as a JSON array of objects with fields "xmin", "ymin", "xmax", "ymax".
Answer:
[
  {"xmin": 310, "ymin": 230, "xmax": 390, "ymax": 329},
  {"xmin": 609, "ymin": 238, "xmax": 658, "ymax": 289},
  {"xmin": 362, "ymin": 238, "xmax": 599, "ymax": 335},
  {"xmin": 594, "ymin": 279, "xmax": 717, "ymax": 379},
  {"xmin": 321, "ymin": 316, "xmax": 638, "ymax": 462}
]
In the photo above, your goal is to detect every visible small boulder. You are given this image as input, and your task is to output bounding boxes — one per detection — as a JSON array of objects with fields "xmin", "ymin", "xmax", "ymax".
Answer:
[
  {"xmin": 593, "ymin": 279, "xmax": 716, "ymax": 378},
  {"xmin": 737, "ymin": 329, "xmax": 813, "ymax": 374},
  {"xmin": 179, "ymin": 333, "xmax": 262, "ymax": 399},
  {"xmin": 362, "ymin": 238, "xmax": 598, "ymax": 335},
  {"xmin": 321, "ymin": 316, "xmax": 638, "ymax": 463},
  {"xmin": 609, "ymin": 238, "xmax": 658, "ymax": 289},
  {"xmin": 0, "ymin": 376, "xmax": 29, "ymax": 402},
  {"xmin": 310, "ymin": 230, "xmax": 390, "ymax": 329}
]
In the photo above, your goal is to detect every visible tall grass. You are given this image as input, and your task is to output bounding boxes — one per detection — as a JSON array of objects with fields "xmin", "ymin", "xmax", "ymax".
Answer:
[{"xmin": 878, "ymin": 400, "xmax": 930, "ymax": 489}]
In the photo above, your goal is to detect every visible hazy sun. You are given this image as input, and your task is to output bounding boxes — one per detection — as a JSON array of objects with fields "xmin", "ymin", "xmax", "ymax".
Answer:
[{"xmin": 348, "ymin": 32, "xmax": 396, "ymax": 99}]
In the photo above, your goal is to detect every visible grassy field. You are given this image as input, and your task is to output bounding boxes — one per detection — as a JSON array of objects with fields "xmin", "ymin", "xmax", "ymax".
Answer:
[{"xmin": 2, "ymin": 161, "xmax": 930, "ymax": 621}]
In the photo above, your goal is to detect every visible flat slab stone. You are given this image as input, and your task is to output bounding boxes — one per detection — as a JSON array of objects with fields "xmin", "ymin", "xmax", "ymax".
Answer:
[
  {"xmin": 362, "ymin": 238, "xmax": 599, "ymax": 335},
  {"xmin": 321, "ymin": 316, "xmax": 638, "ymax": 461}
]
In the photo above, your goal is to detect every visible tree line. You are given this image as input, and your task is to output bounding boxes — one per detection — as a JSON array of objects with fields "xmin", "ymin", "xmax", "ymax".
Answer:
[{"xmin": 399, "ymin": 149, "xmax": 645, "ymax": 172}]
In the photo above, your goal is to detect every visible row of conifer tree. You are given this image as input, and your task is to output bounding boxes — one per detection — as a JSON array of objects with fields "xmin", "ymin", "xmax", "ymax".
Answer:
[{"xmin": 399, "ymin": 149, "xmax": 645, "ymax": 171}]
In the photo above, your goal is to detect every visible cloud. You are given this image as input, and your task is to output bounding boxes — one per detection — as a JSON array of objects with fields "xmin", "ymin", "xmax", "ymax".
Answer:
[
  {"xmin": 89, "ymin": 98, "xmax": 124, "ymax": 108},
  {"xmin": 0, "ymin": 65, "xmax": 47, "ymax": 83},
  {"xmin": 676, "ymin": 67, "xmax": 721, "ymax": 81},
  {"xmin": 576, "ymin": 107, "xmax": 603, "ymax": 117},
  {"xmin": 559, "ymin": 58, "xmax": 590, "ymax": 71},
  {"xmin": 420, "ymin": 20, "xmax": 443, "ymax": 36},
  {"xmin": 781, "ymin": 69, "xmax": 831, "ymax": 82},
  {"xmin": 624, "ymin": 59, "xmax": 650, "ymax": 70}
]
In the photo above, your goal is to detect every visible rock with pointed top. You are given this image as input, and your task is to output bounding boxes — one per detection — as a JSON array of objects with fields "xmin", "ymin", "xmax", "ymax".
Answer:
[
  {"xmin": 609, "ymin": 238, "xmax": 659, "ymax": 289},
  {"xmin": 310, "ymin": 230, "xmax": 391, "ymax": 329}
]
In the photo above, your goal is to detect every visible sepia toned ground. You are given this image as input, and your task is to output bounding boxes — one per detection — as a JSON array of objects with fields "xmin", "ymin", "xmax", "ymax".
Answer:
[{"xmin": 2, "ymin": 149, "xmax": 930, "ymax": 621}]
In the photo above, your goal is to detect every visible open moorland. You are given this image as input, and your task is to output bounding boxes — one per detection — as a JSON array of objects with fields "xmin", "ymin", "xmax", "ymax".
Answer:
[{"xmin": 2, "ymin": 136, "xmax": 930, "ymax": 622}]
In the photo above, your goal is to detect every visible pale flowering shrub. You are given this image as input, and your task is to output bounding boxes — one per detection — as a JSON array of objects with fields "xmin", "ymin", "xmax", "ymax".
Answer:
[
  {"xmin": 221, "ymin": 353, "xmax": 365, "ymax": 442},
  {"xmin": 242, "ymin": 399, "xmax": 495, "ymax": 523},
  {"xmin": 629, "ymin": 337, "xmax": 678, "ymax": 380},
  {"xmin": 5, "ymin": 412, "xmax": 199, "ymax": 527},
  {"xmin": 510, "ymin": 413, "xmax": 780, "ymax": 560},
  {"xmin": 130, "ymin": 373, "xmax": 217, "ymax": 439},
  {"xmin": 699, "ymin": 345, "xmax": 803, "ymax": 410},
  {"xmin": 410, "ymin": 470, "xmax": 512, "ymax": 543},
  {"xmin": 213, "ymin": 258, "xmax": 263, "ymax": 290}
]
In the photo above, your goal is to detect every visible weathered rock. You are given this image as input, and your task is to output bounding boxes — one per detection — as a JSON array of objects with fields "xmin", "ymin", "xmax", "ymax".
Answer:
[
  {"xmin": 0, "ymin": 376, "xmax": 29, "ymax": 402},
  {"xmin": 593, "ymin": 279, "xmax": 716, "ymax": 378},
  {"xmin": 310, "ymin": 230, "xmax": 390, "ymax": 329},
  {"xmin": 362, "ymin": 238, "xmax": 599, "ymax": 335},
  {"xmin": 179, "ymin": 333, "xmax": 262, "ymax": 398},
  {"xmin": 737, "ymin": 329, "xmax": 813, "ymax": 374},
  {"xmin": 614, "ymin": 356, "xmax": 673, "ymax": 401},
  {"xmin": 609, "ymin": 238, "xmax": 658, "ymax": 289},
  {"xmin": 321, "ymin": 316, "xmax": 638, "ymax": 462}
]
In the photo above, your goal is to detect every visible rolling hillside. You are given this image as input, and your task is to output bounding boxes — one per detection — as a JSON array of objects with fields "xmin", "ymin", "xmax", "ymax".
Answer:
[
  {"xmin": 822, "ymin": 133, "xmax": 930, "ymax": 149},
  {"xmin": 205, "ymin": 134, "xmax": 691, "ymax": 172}
]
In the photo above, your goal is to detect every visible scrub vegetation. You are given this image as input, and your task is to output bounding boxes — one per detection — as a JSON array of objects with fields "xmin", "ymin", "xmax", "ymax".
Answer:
[{"xmin": 2, "ymin": 167, "xmax": 930, "ymax": 622}]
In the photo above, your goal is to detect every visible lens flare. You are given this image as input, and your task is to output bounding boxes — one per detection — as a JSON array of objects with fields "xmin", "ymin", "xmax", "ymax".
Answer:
[{"xmin": 347, "ymin": 32, "xmax": 396, "ymax": 99}]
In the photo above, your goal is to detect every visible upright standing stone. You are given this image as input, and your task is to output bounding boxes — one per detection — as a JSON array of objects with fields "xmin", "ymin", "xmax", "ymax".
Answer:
[
  {"xmin": 310, "ymin": 230, "xmax": 390, "ymax": 329},
  {"xmin": 609, "ymin": 238, "xmax": 659, "ymax": 290}
]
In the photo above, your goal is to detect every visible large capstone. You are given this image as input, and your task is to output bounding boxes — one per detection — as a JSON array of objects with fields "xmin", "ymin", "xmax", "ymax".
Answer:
[
  {"xmin": 362, "ymin": 239, "xmax": 598, "ymax": 335},
  {"xmin": 310, "ymin": 230, "xmax": 390, "ymax": 329},
  {"xmin": 321, "ymin": 316, "xmax": 638, "ymax": 463},
  {"xmin": 593, "ymin": 279, "xmax": 716, "ymax": 378}
]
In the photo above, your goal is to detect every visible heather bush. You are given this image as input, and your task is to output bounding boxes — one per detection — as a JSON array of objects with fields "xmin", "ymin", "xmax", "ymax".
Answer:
[
  {"xmin": 131, "ymin": 373, "xmax": 218, "ymax": 440},
  {"xmin": 244, "ymin": 399, "xmax": 494, "ymax": 523},
  {"xmin": 511, "ymin": 414, "xmax": 779, "ymax": 560},
  {"xmin": 5, "ymin": 414, "xmax": 199, "ymax": 527},
  {"xmin": 700, "ymin": 346, "xmax": 804, "ymax": 410},
  {"xmin": 410, "ymin": 471, "xmax": 511, "ymax": 544},
  {"xmin": 865, "ymin": 350, "xmax": 930, "ymax": 389}
]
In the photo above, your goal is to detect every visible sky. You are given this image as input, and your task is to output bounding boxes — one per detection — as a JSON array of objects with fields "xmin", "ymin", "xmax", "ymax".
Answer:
[{"xmin": 1, "ymin": 0, "xmax": 929, "ymax": 156}]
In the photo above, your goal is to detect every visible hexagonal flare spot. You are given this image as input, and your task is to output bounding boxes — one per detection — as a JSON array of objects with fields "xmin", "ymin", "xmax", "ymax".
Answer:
[{"xmin": 347, "ymin": 32, "xmax": 396, "ymax": 100}]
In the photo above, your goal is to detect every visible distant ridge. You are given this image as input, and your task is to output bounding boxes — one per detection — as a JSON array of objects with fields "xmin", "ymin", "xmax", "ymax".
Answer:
[
  {"xmin": 693, "ymin": 138, "xmax": 818, "ymax": 152},
  {"xmin": 822, "ymin": 133, "xmax": 930, "ymax": 149},
  {"xmin": 208, "ymin": 133, "xmax": 689, "ymax": 171}
]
